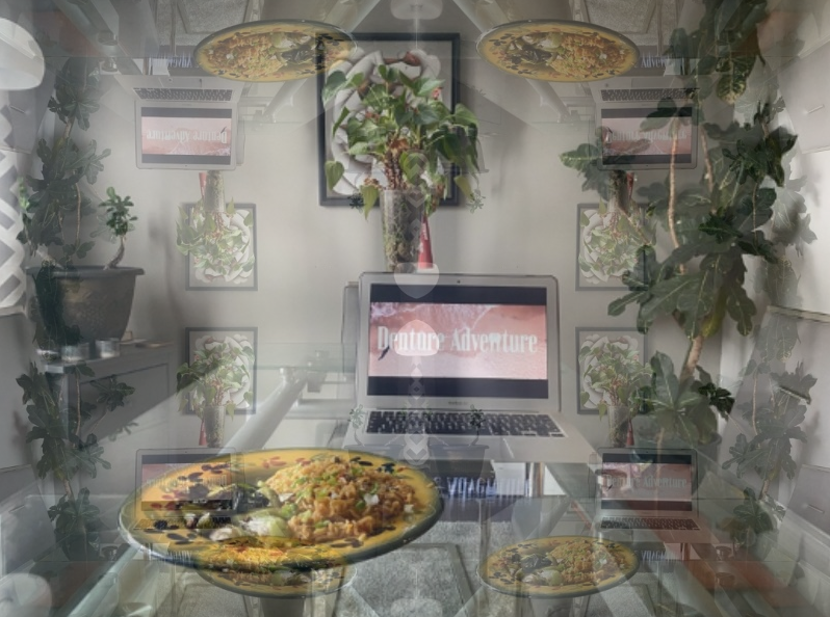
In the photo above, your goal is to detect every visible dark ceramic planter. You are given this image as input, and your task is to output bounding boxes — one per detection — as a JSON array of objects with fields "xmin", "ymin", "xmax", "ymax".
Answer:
[{"xmin": 28, "ymin": 265, "xmax": 144, "ymax": 345}]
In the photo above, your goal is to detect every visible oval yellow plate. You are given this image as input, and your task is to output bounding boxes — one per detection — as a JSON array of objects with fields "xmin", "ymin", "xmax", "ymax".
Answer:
[
  {"xmin": 477, "ymin": 20, "xmax": 639, "ymax": 82},
  {"xmin": 194, "ymin": 20, "xmax": 355, "ymax": 82},
  {"xmin": 479, "ymin": 536, "xmax": 639, "ymax": 598},
  {"xmin": 119, "ymin": 448, "xmax": 442, "ymax": 571}
]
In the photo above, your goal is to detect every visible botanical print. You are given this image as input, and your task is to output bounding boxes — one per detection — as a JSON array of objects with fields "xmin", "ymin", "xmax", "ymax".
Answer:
[
  {"xmin": 179, "ymin": 203, "xmax": 257, "ymax": 290},
  {"xmin": 577, "ymin": 328, "xmax": 648, "ymax": 415},
  {"xmin": 577, "ymin": 203, "xmax": 649, "ymax": 289},
  {"xmin": 183, "ymin": 328, "xmax": 257, "ymax": 414}
]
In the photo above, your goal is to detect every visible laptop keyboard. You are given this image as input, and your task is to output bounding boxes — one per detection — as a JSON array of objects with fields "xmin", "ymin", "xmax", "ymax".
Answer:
[
  {"xmin": 601, "ymin": 88, "xmax": 695, "ymax": 102},
  {"xmin": 134, "ymin": 87, "xmax": 234, "ymax": 102},
  {"xmin": 600, "ymin": 516, "xmax": 699, "ymax": 531},
  {"xmin": 365, "ymin": 411, "xmax": 563, "ymax": 437}
]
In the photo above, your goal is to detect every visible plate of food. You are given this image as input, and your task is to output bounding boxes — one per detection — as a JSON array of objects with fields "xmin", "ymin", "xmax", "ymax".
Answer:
[
  {"xmin": 119, "ymin": 449, "xmax": 442, "ymax": 571},
  {"xmin": 194, "ymin": 20, "xmax": 354, "ymax": 82},
  {"xmin": 477, "ymin": 20, "xmax": 639, "ymax": 82},
  {"xmin": 479, "ymin": 536, "xmax": 639, "ymax": 598}
]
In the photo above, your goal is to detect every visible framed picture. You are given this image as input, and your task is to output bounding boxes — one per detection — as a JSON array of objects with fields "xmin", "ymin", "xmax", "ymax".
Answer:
[
  {"xmin": 576, "ymin": 327, "xmax": 648, "ymax": 415},
  {"xmin": 182, "ymin": 203, "xmax": 257, "ymax": 291},
  {"xmin": 576, "ymin": 203, "xmax": 651, "ymax": 290},
  {"xmin": 316, "ymin": 32, "xmax": 460, "ymax": 206},
  {"xmin": 183, "ymin": 327, "xmax": 257, "ymax": 415}
]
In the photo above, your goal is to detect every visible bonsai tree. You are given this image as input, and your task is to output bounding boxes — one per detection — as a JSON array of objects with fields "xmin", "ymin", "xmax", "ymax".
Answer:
[
  {"xmin": 322, "ymin": 64, "xmax": 483, "ymax": 217},
  {"xmin": 17, "ymin": 56, "xmax": 141, "ymax": 349},
  {"xmin": 94, "ymin": 187, "xmax": 137, "ymax": 269}
]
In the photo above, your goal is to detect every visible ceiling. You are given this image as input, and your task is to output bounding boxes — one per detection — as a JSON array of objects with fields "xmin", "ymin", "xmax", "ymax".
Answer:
[{"xmin": 14, "ymin": 0, "xmax": 711, "ymax": 128}]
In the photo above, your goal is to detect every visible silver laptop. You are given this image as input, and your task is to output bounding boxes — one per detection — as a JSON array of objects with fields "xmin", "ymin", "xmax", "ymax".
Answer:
[
  {"xmin": 588, "ymin": 75, "xmax": 699, "ymax": 171},
  {"xmin": 342, "ymin": 272, "xmax": 595, "ymax": 464},
  {"xmin": 115, "ymin": 75, "xmax": 245, "ymax": 170},
  {"xmin": 595, "ymin": 448, "xmax": 715, "ymax": 544}
]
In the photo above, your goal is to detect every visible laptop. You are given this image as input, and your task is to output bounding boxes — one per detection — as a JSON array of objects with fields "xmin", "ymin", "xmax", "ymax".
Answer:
[
  {"xmin": 594, "ymin": 448, "xmax": 715, "ymax": 544},
  {"xmin": 115, "ymin": 74, "xmax": 246, "ymax": 170},
  {"xmin": 342, "ymin": 272, "xmax": 595, "ymax": 464},
  {"xmin": 128, "ymin": 448, "xmax": 238, "ymax": 530},
  {"xmin": 588, "ymin": 75, "xmax": 699, "ymax": 170}
]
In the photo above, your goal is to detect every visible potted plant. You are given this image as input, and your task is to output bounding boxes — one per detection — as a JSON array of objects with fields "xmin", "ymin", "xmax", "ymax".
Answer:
[
  {"xmin": 176, "ymin": 172, "xmax": 255, "ymax": 286},
  {"xmin": 18, "ymin": 362, "xmax": 135, "ymax": 560},
  {"xmin": 561, "ymin": 0, "xmax": 816, "ymax": 557},
  {"xmin": 578, "ymin": 333, "xmax": 651, "ymax": 447},
  {"xmin": 322, "ymin": 64, "xmax": 482, "ymax": 272},
  {"xmin": 17, "ymin": 56, "xmax": 143, "ymax": 349},
  {"xmin": 560, "ymin": 0, "xmax": 813, "ymax": 455},
  {"xmin": 176, "ymin": 335, "xmax": 255, "ymax": 447}
]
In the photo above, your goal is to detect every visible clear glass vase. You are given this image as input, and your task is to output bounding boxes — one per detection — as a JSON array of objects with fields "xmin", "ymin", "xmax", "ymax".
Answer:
[{"xmin": 380, "ymin": 189, "xmax": 425, "ymax": 273}]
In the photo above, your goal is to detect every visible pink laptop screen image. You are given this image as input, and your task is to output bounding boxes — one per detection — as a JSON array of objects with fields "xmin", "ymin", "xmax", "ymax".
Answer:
[
  {"xmin": 600, "ymin": 451, "xmax": 695, "ymax": 512},
  {"xmin": 366, "ymin": 284, "xmax": 549, "ymax": 399}
]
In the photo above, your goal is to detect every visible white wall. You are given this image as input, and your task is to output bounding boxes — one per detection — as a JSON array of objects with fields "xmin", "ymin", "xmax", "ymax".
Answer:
[
  {"xmin": 83, "ymin": 55, "xmax": 686, "ymax": 451},
  {"xmin": 717, "ymin": 45, "xmax": 830, "ymax": 503}
]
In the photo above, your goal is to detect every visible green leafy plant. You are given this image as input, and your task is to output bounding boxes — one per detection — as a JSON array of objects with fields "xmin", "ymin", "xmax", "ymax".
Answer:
[
  {"xmin": 561, "ymin": 0, "xmax": 813, "ymax": 449},
  {"xmin": 19, "ymin": 363, "xmax": 134, "ymax": 560},
  {"xmin": 322, "ymin": 65, "xmax": 483, "ymax": 216},
  {"xmin": 17, "ymin": 57, "xmax": 121, "ymax": 267},
  {"xmin": 176, "ymin": 199, "xmax": 255, "ymax": 285},
  {"xmin": 579, "ymin": 204, "xmax": 652, "ymax": 285},
  {"xmin": 719, "ymin": 487, "xmax": 780, "ymax": 553},
  {"xmin": 579, "ymin": 334, "xmax": 651, "ymax": 417},
  {"xmin": 93, "ymin": 187, "xmax": 137, "ymax": 269},
  {"xmin": 176, "ymin": 337, "xmax": 255, "ymax": 418}
]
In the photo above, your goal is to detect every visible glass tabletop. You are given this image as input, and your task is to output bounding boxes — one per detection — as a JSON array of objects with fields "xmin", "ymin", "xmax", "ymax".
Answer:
[{"xmin": 3, "ymin": 345, "xmax": 808, "ymax": 617}]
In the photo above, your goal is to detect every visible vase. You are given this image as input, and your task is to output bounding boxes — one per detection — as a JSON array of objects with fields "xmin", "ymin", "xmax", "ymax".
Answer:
[
  {"xmin": 28, "ymin": 265, "xmax": 144, "ymax": 346},
  {"xmin": 607, "ymin": 405, "xmax": 632, "ymax": 448},
  {"xmin": 380, "ymin": 189, "xmax": 425, "ymax": 273},
  {"xmin": 201, "ymin": 170, "xmax": 226, "ymax": 212},
  {"xmin": 203, "ymin": 405, "xmax": 226, "ymax": 448}
]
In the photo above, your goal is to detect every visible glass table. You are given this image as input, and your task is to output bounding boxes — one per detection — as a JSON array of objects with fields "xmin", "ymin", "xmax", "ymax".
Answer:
[{"xmin": 2, "ymin": 345, "xmax": 810, "ymax": 617}]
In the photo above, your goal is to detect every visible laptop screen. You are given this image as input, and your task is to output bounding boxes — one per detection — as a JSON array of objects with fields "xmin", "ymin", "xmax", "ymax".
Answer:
[
  {"xmin": 366, "ymin": 283, "xmax": 548, "ymax": 399},
  {"xmin": 137, "ymin": 104, "xmax": 235, "ymax": 169},
  {"xmin": 600, "ymin": 451, "xmax": 694, "ymax": 512}
]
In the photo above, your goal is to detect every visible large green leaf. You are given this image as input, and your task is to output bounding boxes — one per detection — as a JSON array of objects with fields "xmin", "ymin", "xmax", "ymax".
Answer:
[
  {"xmin": 716, "ymin": 55, "xmax": 756, "ymax": 104},
  {"xmin": 324, "ymin": 161, "xmax": 344, "ymax": 191},
  {"xmin": 725, "ymin": 278, "xmax": 756, "ymax": 336},
  {"xmin": 757, "ymin": 313, "xmax": 799, "ymax": 363}
]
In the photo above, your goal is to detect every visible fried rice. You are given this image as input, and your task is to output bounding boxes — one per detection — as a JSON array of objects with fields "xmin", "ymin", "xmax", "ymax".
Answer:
[{"xmin": 264, "ymin": 456, "xmax": 419, "ymax": 543}]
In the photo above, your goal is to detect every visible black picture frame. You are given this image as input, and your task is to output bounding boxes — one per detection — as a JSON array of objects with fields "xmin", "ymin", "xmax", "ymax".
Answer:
[
  {"xmin": 183, "ymin": 327, "xmax": 258, "ymax": 415},
  {"xmin": 316, "ymin": 32, "xmax": 461, "ymax": 206}
]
